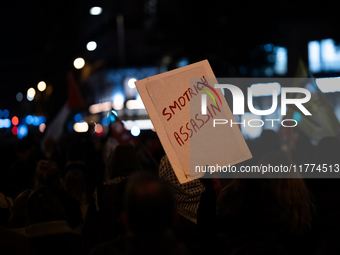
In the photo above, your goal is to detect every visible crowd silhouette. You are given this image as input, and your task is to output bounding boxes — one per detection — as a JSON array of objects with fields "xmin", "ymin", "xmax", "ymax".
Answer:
[{"xmin": 0, "ymin": 129, "xmax": 340, "ymax": 255}]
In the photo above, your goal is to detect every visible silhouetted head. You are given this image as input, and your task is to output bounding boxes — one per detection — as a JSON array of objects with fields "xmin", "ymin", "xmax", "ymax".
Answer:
[
  {"xmin": 35, "ymin": 160, "xmax": 60, "ymax": 188},
  {"xmin": 106, "ymin": 145, "xmax": 142, "ymax": 180},
  {"xmin": 17, "ymin": 135, "xmax": 37, "ymax": 161},
  {"xmin": 218, "ymin": 152, "xmax": 314, "ymax": 235},
  {"xmin": 9, "ymin": 189, "xmax": 32, "ymax": 228},
  {"xmin": 64, "ymin": 169, "xmax": 85, "ymax": 202},
  {"xmin": 43, "ymin": 136, "xmax": 57, "ymax": 159},
  {"xmin": 124, "ymin": 172, "xmax": 175, "ymax": 236}
]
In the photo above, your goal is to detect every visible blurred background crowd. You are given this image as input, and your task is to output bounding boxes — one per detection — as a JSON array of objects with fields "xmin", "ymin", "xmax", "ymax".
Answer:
[{"xmin": 1, "ymin": 130, "xmax": 340, "ymax": 255}]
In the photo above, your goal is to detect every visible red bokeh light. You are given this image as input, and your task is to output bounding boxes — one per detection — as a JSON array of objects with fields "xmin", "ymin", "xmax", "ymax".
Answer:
[
  {"xmin": 11, "ymin": 116, "xmax": 19, "ymax": 126},
  {"xmin": 12, "ymin": 126, "xmax": 18, "ymax": 135}
]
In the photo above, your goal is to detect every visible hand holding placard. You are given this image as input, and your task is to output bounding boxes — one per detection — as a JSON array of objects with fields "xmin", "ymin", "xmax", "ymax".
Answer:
[{"xmin": 135, "ymin": 60, "xmax": 252, "ymax": 183}]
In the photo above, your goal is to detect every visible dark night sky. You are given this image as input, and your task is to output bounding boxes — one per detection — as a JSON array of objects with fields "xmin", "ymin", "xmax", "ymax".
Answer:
[{"xmin": 0, "ymin": 0, "xmax": 338, "ymax": 118}]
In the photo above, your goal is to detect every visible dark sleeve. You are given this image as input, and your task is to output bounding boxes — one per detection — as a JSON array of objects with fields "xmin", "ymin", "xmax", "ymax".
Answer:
[
  {"xmin": 54, "ymin": 188, "xmax": 83, "ymax": 229},
  {"xmin": 82, "ymin": 196, "xmax": 100, "ymax": 254},
  {"xmin": 197, "ymin": 177, "xmax": 218, "ymax": 233}
]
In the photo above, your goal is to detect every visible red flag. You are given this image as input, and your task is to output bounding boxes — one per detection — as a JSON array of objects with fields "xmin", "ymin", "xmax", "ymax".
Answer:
[{"xmin": 67, "ymin": 72, "xmax": 85, "ymax": 109}]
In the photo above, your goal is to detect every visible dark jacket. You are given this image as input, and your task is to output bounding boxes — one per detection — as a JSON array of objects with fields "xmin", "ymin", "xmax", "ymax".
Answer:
[{"xmin": 26, "ymin": 220, "xmax": 83, "ymax": 255}]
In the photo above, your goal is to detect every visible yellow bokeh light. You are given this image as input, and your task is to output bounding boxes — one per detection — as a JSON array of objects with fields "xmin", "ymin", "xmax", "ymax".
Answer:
[
  {"xmin": 73, "ymin": 58, "xmax": 85, "ymax": 69},
  {"xmin": 37, "ymin": 81, "xmax": 46, "ymax": 92},
  {"xmin": 73, "ymin": 122, "xmax": 89, "ymax": 132},
  {"xmin": 27, "ymin": 87, "xmax": 36, "ymax": 98}
]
